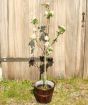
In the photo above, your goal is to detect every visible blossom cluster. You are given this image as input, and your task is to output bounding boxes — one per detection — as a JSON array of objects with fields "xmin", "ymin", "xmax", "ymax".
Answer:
[{"xmin": 29, "ymin": 3, "xmax": 65, "ymax": 57}]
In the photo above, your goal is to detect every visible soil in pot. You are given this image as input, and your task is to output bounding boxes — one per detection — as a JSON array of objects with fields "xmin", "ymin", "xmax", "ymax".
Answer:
[
  {"xmin": 37, "ymin": 84, "xmax": 51, "ymax": 90},
  {"xmin": 34, "ymin": 80, "xmax": 55, "ymax": 104}
]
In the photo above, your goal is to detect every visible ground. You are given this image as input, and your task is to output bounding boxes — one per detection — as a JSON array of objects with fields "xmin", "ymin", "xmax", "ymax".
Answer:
[{"xmin": 0, "ymin": 78, "xmax": 88, "ymax": 105}]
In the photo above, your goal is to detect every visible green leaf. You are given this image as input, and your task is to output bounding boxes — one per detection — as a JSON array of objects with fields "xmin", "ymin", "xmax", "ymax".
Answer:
[
  {"xmin": 57, "ymin": 26, "xmax": 65, "ymax": 35},
  {"xmin": 46, "ymin": 46, "xmax": 53, "ymax": 56},
  {"xmin": 45, "ymin": 11, "xmax": 54, "ymax": 19},
  {"xmin": 31, "ymin": 18, "xmax": 38, "ymax": 25}
]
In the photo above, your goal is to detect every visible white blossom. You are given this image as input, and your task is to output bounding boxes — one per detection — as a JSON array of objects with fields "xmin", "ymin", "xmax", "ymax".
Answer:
[
  {"xmin": 33, "ymin": 28, "xmax": 37, "ymax": 32},
  {"xmin": 47, "ymin": 50, "xmax": 52, "ymax": 55},
  {"xmin": 49, "ymin": 46, "xmax": 53, "ymax": 51},
  {"xmin": 45, "ymin": 11, "xmax": 48, "ymax": 15},
  {"xmin": 33, "ymin": 16, "xmax": 37, "ymax": 19},
  {"xmin": 44, "ymin": 41, "xmax": 49, "ymax": 47},
  {"xmin": 44, "ymin": 10, "xmax": 54, "ymax": 17},
  {"xmin": 60, "ymin": 25, "xmax": 65, "ymax": 29},
  {"xmin": 45, "ymin": 35, "xmax": 49, "ymax": 41},
  {"xmin": 46, "ymin": 2, "xmax": 50, "ymax": 6},
  {"xmin": 31, "ymin": 33, "xmax": 36, "ymax": 39}
]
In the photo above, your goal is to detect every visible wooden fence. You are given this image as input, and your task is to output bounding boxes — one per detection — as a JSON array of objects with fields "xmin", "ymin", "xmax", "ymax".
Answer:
[{"xmin": 0, "ymin": 0, "xmax": 88, "ymax": 80}]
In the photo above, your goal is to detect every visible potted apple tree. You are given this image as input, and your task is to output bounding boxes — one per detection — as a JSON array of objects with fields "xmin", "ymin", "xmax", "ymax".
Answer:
[{"xmin": 29, "ymin": 3, "xmax": 65, "ymax": 103}]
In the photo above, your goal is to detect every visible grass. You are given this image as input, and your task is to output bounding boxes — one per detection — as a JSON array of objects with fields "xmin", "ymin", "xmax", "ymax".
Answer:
[
  {"xmin": 0, "ymin": 80, "xmax": 33, "ymax": 105},
  {"xmin": 0, "ymin": 78, "xmax": 88, "ymax": 105}
]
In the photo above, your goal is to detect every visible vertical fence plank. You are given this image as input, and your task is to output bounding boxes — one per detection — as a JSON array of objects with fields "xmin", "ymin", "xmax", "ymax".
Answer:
[
  {"xmin": 52, "ymin": 0, "xmax": 66, "ymax": 78},
  {"xmin": 65, "ymin": 0, "xmax": 81, "ymax": 77},
  {"xmin": 84, "ymin": 0, "xmax": 88, "ymax": 78},
  {"xmin": 0, "ymin": 0, "xmax": 9, "ymax": 79},
  {"xmin": 76, "ymin": 0, "xmax": 86, "ymax": 77}
]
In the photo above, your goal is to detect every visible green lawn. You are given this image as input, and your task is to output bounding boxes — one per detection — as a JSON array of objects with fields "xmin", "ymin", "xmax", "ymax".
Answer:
[{"xmin": 0, "ymin": 78, "xmax": 88, "ymax": 105}]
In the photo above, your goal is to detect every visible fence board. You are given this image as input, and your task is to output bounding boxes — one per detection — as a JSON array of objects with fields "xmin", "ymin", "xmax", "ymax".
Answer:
[
  {"xmin": 84, "ymin": 0, "xmax": 88, "ymax": 78},
  {"xmin": 65, "ymin": 0, "xmax": 81, "ymax": 77}
]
